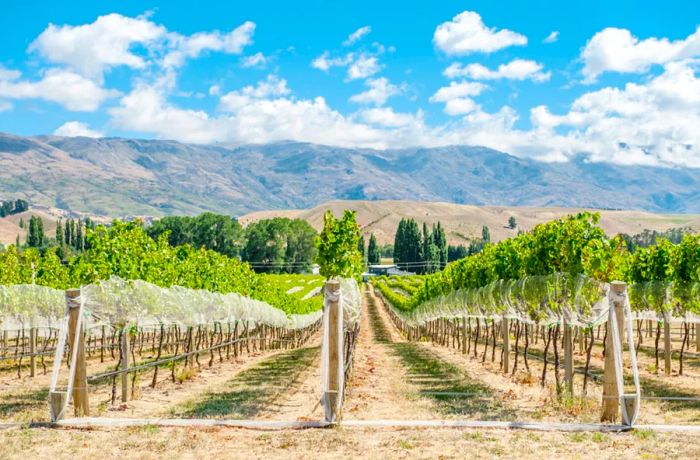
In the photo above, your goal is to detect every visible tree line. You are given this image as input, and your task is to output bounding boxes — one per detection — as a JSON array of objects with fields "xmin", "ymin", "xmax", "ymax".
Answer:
[{"xmin": 0, "ymin": 199, "xmax": 29, "ymax": 218}]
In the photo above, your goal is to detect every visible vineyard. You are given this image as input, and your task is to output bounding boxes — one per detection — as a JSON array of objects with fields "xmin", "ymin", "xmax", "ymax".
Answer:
[{"xmin": 1, "ymin": 211, "xmax": 700, "ymax": 459}]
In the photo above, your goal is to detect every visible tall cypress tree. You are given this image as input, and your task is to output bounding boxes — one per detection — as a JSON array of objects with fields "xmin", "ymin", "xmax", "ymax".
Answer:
[
  {"xmin": 76, "ymin": 220, "xmax": 83, "ymax": 250},
  {"xmin": 56, "ymin": 219, "xmax": 64, "ymax": 245},
  {"xmin": 482, "ymin": 225, "xmax": 491, "ymax": 243},
  {"xmin": 368, "ymin": 233, "xmax": 380, "ymax": 264},
  {"xmin": 433, "ymin": 222, "xmax": 448, "ymax": 269}
]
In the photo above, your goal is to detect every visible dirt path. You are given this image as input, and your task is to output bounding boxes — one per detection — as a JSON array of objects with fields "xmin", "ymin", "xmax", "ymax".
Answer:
[{"xmin": 343, "ymin": 287, "xmax": 436, "ymax": 420}]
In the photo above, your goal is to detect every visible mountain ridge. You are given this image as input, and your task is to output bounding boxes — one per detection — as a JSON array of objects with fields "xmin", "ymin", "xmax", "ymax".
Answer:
[{"xmin": 1, "ymin": 132, "xmax": 700, "ymax": 216}]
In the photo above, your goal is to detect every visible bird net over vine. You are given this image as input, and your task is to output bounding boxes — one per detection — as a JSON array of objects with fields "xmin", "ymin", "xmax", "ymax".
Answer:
[
  {"xmin": 0, "ymin": 276, "xmax": 323, "ymax": 333},
  {"xmin": 378, "ymin": 273, "xmax": 700, "ymax": 329}
]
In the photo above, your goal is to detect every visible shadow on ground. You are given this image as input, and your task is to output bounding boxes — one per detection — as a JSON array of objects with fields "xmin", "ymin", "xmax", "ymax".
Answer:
[{"xmin": 170, "ymin": 346, "xmax": 319, "ymax": 419}]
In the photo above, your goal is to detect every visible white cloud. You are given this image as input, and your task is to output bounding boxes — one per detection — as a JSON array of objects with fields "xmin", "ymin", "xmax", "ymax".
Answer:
[
  {"xmin": 581, "ymin": 26, "xmax": 700, "ymax": 81},
  {"xmin": 0, "ymin": 101, "xmax": 12, "ymax": 112},
  {"xmin": 433, "ymin": 11, "xmax": 527, "ymax": 55},
  {"xmin": 104, "ymin": 61, "xmax": 700, "ymax": 168},
  {"xmin": 349, "ymin": 77, "xmax": 403, "ymax": 105},
  {"xmin": 359, "ymin": 107, "xmax": 421, "ymax": 128},
  {"xmin": 54, "ymin": 121, "xmax": 103, "ymax": 138},
  {"xmin": 29, "ymin": 13, "xmax": 166, "ymax": 81},
  {"xmin": 0, "ymin": 67, "xmax": 119, "ymax": 111},
  {"xmin": 346, "ymin": 55, "xmax": 381, "ymax": 80},
  {"xmin": 219, "ymin": 75, "xmax": 291, "ymax": 111},
  {"xmin": 430, "ymin": 81, "xmax": 487, "ymax": 101},
  {"xmin": 543, "ymin": 31, "xmax": 559, "ymax": 44},
  {"xmin": 343, "ymin": 26, "xmax": 372, "ymax": 46},
  {"xmin": 208, "ymin": 85, "xmax": 221, "ymax": 96},
  {"xmin": 529, "ymin": 60, "xmax": 700, "ymax": 166},
  {"xmin": 163, "ymin": 21, "xmax": 255, "ymax": 69},
  {"xmin": 444, "ymin": 59, "xmax": 550, "ymax": 82},
  {"xmin": 311, "ymin": 51, "xmax": 353, "ymax": 71},
  {"xmin": 241, "ymin": 51, "xmax": 267, "ymax": 68},
  {"xmin": 430, "ymin": 81, "xmax": 487, "ymax": 116}
]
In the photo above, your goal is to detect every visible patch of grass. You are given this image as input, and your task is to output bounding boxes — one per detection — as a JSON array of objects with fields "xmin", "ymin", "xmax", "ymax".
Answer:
[
  {"xmin": 397, "ymin": 439, "xmax": 415, "ymax": 449},
  {"xmin": 567, "ymin": 432, "xmax": 588, "ymax": 443},
  {"xmin": 367, "ymin": 294, "xmax": 514, "ymax": 420},
  {"xmin": 591, "ymin": 432, "xmax": 609, "ymax": 443},
  {"xmin": 170, "ymin": 345, "xmax": 318, "ymax": 419},
  {"xmin": 633, "ymin": 429, "xmax": 656, "ymax": 441},
  {"xmin": 0, "ymin": 387, "xmax": 49, "ymax": 422}
]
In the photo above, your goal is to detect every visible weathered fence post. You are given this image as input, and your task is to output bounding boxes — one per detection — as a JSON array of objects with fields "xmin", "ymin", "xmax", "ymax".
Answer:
[
  {"xmin": 462, "ymin": 317, "xmax": 468, "ymax": 355},
  {"xmin": 664, "ymin": 315, "xmax": 672, "ymax": 376},
  {"xmin": 564, "ymin": 320, "xmax": 573, "ymax": 395},
  {"xmin": 502, "ymin": 318, "xmax": 509, "ymax": 373},
  {"xmin": 323, "ymin": 280, "xmax": 342, "ymax": 423},
  {"xmin": 121, "ymin": 328, "xmax": 130, "ymax": 403},
  {"xmin": 29, "ymin": 327, "xmax": 36, "ymax": 377},
  {"xmin": 601, "ymin": 282, "xmax": 626, "ymax": 422},
  {"xmin": 696, "ymin": 324, "xmax": 700, "ymax": 351},
  {"xmin": 67, "ymin": 288, "xmax": 89, "ymax": 416}
]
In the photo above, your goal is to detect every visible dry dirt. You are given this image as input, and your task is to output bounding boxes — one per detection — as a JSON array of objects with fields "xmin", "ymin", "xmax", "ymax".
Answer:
[{"xmin": 3, "ymin": 287, "xmax": 700, "ymax": 458}]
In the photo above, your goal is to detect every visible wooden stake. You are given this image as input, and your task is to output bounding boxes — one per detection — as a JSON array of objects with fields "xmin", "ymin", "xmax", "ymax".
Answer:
[
  {"xmin": 29, "ymin": 327, "xmax": 36, "ymax": 377},
  {"xmin": 49, "ymin": 391, "xmax": 67, "ymax": 422},
  {"xmin": 601, "ymin": 281, "xmax": 626, "ymax": 422},
  {"xmin": 324, "ymin": 280, "xmax": 341, "ymax": 423},
  {"xmin": 67, "ymin": 289, "xmax": 89, "ymax": 416},
  {"xmin": 664, "ymin": 315, "xmax": 672, "ymax": 376},
  {"xmin": 502, "ymin": 318, "xmax": 509, "ymax": 373},
  {"xmin": 563, "ymin": 321, "xmax": 573, "ymax": 394},
  {"xmin": 121, "ymin": 329, "xmax": 130, "ymax": 403},
  {"xmin": 696, "ymin": 324, "xmax": 700, "ymax": 352},
  {"xmin": 461, "ymin": 317, "xmax": 467, "ymax": 355}
]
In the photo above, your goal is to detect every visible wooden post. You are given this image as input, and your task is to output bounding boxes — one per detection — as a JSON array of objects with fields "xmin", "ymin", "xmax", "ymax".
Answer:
[
  {"xmin": 502, "ymin": 318, "xmax": 509, "ymax": 373},
  {"xmin": 462, "ymin": 317, "xmax": 468, "ymax": 355},
  {"xmin": 664, "ymin": 315, "xmax": 672, "ymax": 376},
  {"xmin": 49, "ymin": 391, "xmax": 67, "ymax": 422},
  {"xmin": 66, "ymin": 289, "xmax": 89, "ymax": 416},
  {"xmin": 602, "ymin": 281, "xmax": 626, "ymax": 422},
  {"xmin": 29, "ymin": 327, "xmax": 36, "ymax": 377},
  {"xmin": 324, "ymin": 280, "xmax": 341, "ymax": 423},
  {"xmin": 696, "ymin": 324, "xmax": 700, "ymax": 352},
  {"xmin": 564, "ymin": 321, "xmax": 573, "ymax": 395},
  {"xmin": 121, "ymin": 329, "xmax": 130, "ymax": 403}
]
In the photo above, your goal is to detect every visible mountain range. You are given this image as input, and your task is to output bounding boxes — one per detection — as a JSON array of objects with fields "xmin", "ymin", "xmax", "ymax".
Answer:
[{"xmin": 1, "ymin": 132, "xmax": 700, "ymax": 217}]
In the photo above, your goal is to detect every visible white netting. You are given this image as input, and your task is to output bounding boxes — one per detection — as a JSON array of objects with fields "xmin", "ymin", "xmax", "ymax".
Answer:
[
  {"xmin": 0, "ymin": 284, "xmax": 65, "ymax": 331},
  {"xmin": 383, "ymin": 273, "xmax": 610, "ymax": 328},
  {"xmin": 0, "ymin": 276, "xmax": 323, "ymax": 332}
]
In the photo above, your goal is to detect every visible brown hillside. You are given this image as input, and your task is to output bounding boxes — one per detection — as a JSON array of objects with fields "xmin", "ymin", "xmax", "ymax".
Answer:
[{"xmin": 239, "ymin": 200, "xmax": 700, "ymax": 245}]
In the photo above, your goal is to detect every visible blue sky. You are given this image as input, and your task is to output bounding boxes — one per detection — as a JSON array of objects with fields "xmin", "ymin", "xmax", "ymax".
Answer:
[{"xmin": 2, "ymin": 1, "xmax": 700, "ymax": 167}]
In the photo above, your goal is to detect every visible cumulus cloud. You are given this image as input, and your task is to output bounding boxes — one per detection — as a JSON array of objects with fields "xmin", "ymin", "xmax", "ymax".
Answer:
[
  {"xmin": 444, "ymin": 59, "xmax": 550, "ymax": 82},
  {"xmin": 219, "ymin": 75, "xmax": 291, "ymax": 111},
  {"xmin": 359, "ymin": 107, "xmax": 421, "ymax": 128},
  {"xmin": 311, "ymin": 51, "xmax": 353, "ymax": 71},
  {"xmin": 543, "ymin": 31, "xmax": 559, "ymax": 44},
  {"xmin": 163, "ymin": 21, "xmax": 255, "ymax": 69},
  {"xmin": 433, "ymin": 11, "xmax": 527, "ymax": 55},
  {"xmin": 349, "ymin": 77, "xmax": 404, "ymax": 105},
  {"xmin": 343, "ymin": 26, "xmax": 371, "ymax": 46},
  {"xmin": 0, "ymin": 67, "xmax": 119, "ymax": 111},
  {"xmin": 530, "ymin": 60, "xmax": 700, "ymax": 166},
  {"xmin": 54, "ymin": 121, "xmax": 103, "ymax": 138},
  {"xmin": 581, "ymin": 26, "xmax": 700, "ymax": 81},
  {"xmin": 430, "ymin": 81, "xmax": 487, "ymax": 115},
  {"xmin": 346, "ymin": 55, "xmax": 381, "ymax": 80},
  {"xmin": 29, "ymin": 13, "xmax": 166, "ymax": 81},
  {"xmin": 241, "ymin": 51, "xmax": 267, "ymax": 68}
]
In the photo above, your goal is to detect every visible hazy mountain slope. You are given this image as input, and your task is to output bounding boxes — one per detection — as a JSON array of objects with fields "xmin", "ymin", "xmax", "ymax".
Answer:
[
  {"xmin": 239, "ymin": 200, "xmax": 700, "ymax": 245},
  {"xmin": 2, "ymin": 133, "xmax": 700, "ymax": 216}
]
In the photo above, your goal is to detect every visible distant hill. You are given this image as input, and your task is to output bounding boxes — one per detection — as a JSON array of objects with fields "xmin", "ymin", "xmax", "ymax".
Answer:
[
  {"xmin": 2, "ymin": 132, "xmax": 700, "ymax": 218},
  {"xmin": 239, "ymin": 200, "xmax": 700, "ymax": 245}
]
